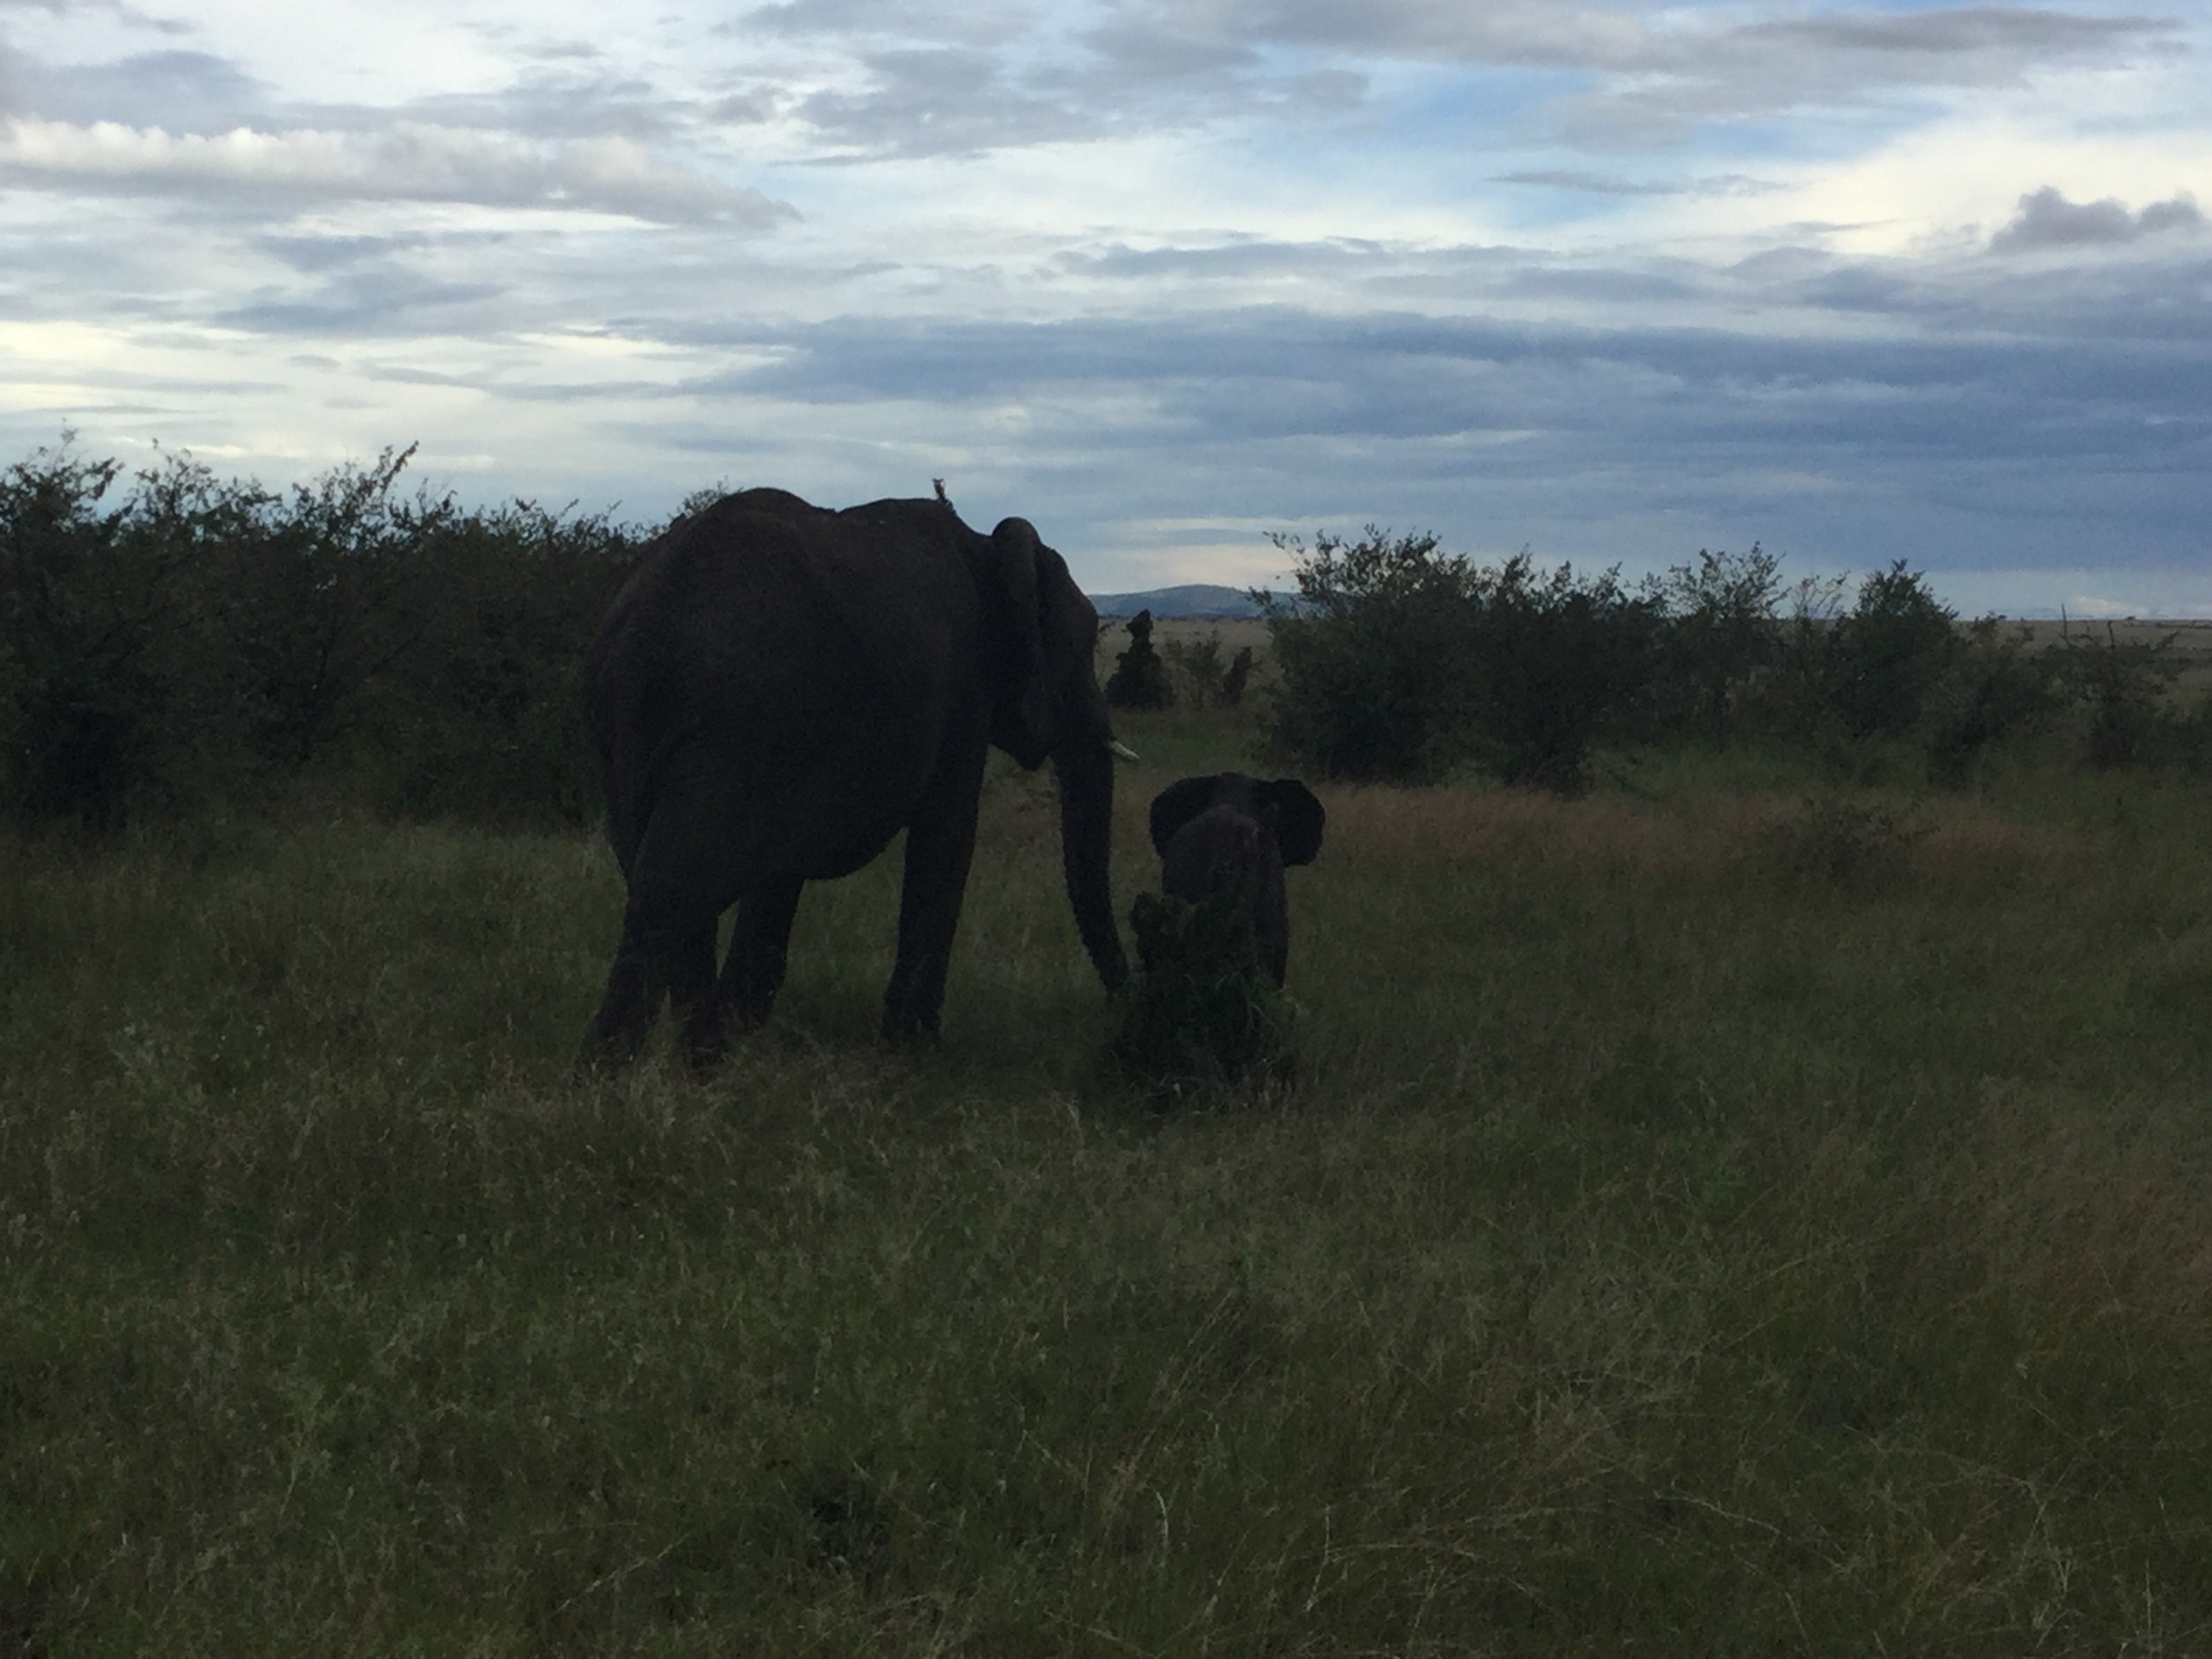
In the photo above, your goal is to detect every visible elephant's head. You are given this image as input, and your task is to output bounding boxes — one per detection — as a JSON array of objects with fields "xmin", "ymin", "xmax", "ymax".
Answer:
[
  {"xmin": 978, "ymin": 515, "xmax": 1131, "ymax": 994},
  {"xmin": 1149, "ymin": 773, "xmax": 1326, "ymax": 868}
]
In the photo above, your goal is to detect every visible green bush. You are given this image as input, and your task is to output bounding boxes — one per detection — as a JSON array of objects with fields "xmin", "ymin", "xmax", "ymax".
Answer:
[
  {"xmin": 1640, "ymin": 544, "xmax": 1783, "ymax": 739},
  {"xmin": 2061, "ymin": 622, "xmax": 2183, "ymax": 771},
  {"xmin": 355, "ymin": 497, "xmax": 636, "ymax": 824},
  {"xmin": 1923, "ymin": 619, "xmax": 2064, "ymax": 783},
  {"xmin": 0, "ymin": 441, "xmax": 251, "ymax": 825},
  {"xmin": 1472, "ymin": 554, "xmax": 1656, "ymax": 790},
  {"xmin": 1260, "ymin": 529, "xmax": 1481, "ymax": 782},
  {"xmin": 1828, "ymin": 560, "xmax": 1962, "ymax": 739},
  {"xmin": 1221, "ymin": 644, "xmax": 1254, "ymax": 707},
  {"xmin": 1155, "ymin": 633, "xmax": 1257, "ymax": 711},
  {"xmin": 1261, "ymin": 529, "xmax": 1654, "ymax": 790},
  {"xmin": 0, "ymin": 436, "xmax": 642, "ymax": 831},
  {"xmin": 1157, "ymin": 628, "xmax": 1221, "ymax": 708}
]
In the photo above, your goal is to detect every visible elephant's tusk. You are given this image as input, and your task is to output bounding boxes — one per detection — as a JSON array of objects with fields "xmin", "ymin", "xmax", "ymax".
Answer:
[{"xmin": 1109, "ymin": 739, "xmax": 1141, "ymax": 762}]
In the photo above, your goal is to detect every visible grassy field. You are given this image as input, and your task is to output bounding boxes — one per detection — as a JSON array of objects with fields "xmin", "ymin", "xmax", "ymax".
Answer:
[{"xmin": 6, "ymin": 712, "xmax": 2212, "ymax": 1654}]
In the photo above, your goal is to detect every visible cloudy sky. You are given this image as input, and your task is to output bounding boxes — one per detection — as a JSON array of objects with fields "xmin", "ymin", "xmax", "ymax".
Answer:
[{"xmin": 1, "ymin": 0, "xmax": 2207, "ymax": 612}]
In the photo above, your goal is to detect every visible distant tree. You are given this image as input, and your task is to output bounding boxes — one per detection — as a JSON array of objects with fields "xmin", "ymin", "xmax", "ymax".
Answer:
[
  {"xmin": 1105, "ymin": 609, "xmax": 1174, "ymax": 710},
  {"xmin": 1221, "ymin": 646, "xmax": 1254, "ymax": 708},
  {"xmin": 1158, "ymin": 629, "xmax": 1223, "ymax": 708}
]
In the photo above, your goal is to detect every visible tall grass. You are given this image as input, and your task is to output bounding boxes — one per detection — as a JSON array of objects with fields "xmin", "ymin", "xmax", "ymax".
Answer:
[{"xmin": 5, "ymin": 720, "xmax": 2211, "ymax": 1653}]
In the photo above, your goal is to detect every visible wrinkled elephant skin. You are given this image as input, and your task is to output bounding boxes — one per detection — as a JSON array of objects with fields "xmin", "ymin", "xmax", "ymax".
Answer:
[{"xmin": 579, "ymin": 488, "xmax": 1129, "ymax": 1069}]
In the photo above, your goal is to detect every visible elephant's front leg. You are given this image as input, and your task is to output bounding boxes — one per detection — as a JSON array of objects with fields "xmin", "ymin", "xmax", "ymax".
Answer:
[{"xmin": 882, "ymin": 743, "xmax": 987, "ymax": 1042}]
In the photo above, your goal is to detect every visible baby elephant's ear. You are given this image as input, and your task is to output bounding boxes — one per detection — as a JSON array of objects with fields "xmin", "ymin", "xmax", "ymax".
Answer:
[
  {"xmin": 1265, "ymin": 780, "xmax": 1326, "ymax": 865},
  {"xmin": 1149, "ymin": 774, "xmax": 1227, "ymax": 859}
]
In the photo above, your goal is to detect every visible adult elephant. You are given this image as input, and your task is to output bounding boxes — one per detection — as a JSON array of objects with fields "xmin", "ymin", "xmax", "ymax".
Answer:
[{"xmin": 578, "ymin": 487, "xmax": 1132, "ymax": 1069}]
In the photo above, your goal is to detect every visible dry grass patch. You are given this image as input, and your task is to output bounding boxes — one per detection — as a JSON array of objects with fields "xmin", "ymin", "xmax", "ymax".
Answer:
[
  {"xmin": 1315, "ymin": 781, "xmax": 2093, "ymax": 884},
  {"xmin": 1958, "ymin": 1081, "xmax": 2212, "ymax": 1329}
]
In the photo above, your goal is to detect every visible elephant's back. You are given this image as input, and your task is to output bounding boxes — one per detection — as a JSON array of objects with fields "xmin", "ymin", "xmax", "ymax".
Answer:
[{"xmin": 586, "ymin": 491, "xmax": 987, "ymax": 876}]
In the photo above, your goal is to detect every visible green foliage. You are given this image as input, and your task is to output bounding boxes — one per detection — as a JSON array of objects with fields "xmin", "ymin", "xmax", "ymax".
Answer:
[
  {"xmin": 1156, "ymin": 626, "xmax": 1221, "ymax": 707},
  {"xmin": 0, "ymin": 441, "xmax": 192, "ymax": 826},
  {"xmin": 1258, "ymin": 529, "xmax": 2109, "ymax": 795},
  {"xmin": 1828, "ymin": 560, "xmax": 1963, "ymax": 738},
  {"xmin": 1640, "ymin": 544, "xmax": 1784, "ymax": 738},
  {"xmin": 1260, "ymin": 529, "xmax": 1479, "ymax": 782},
  {"xmin": 1103, "ymin": 609, "xmax": 1174, "ymax": 710},
  {"xmin": 1147, "ymin": 629, "xmax": 1221, "ymax": 712},
  {"xmin": 0, "ymin": 435, "xmax": 640, "ymax": 830},
  {"xmin": 1472, "ymin": 554, "xmax": 1655, "ymax": 790},
  {"xmin": 1262, "ymin": 529, "xmax": 1653, "ymax": 790},
  {"xmin": 1154, "ymin": 631, "xmax": 1258, "ymax": 711},
  {"xmin": 1113, "ymin": 890, "xmax": 1294, "ymax": 1096},
  {"xmin": 1221, "ymin": 644, "xmax": 1253, "ymax": 707},
  {"xmin": 362, "ymin": 497, "xmax": 638, "ymax": 823},
  {"xmin": 1765, "ymin": 794, "xmax": 1932, "ymax": 888},
  {"xmin": 1923, "ymin": 619, "xmax": 2066, "ymax": 783},
  {"xmin": 2061, "ymin": 621, "xmax": 2184, "ymax": 770}
]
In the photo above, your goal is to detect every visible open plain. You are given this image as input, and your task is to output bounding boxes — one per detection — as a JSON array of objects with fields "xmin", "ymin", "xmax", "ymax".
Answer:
[{"xmin": 5, "ymin": 708, "xmax": 2212, "ymax": 1654}]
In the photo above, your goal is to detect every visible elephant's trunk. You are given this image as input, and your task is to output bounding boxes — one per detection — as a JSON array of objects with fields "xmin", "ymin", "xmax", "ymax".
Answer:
[{"xmin": 1054, "ymin": 735, "xmax": 1129, "ymax": 993}]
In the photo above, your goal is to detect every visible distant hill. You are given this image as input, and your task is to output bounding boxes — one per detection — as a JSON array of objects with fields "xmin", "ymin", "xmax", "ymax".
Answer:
[{"xmin": 1089, "ymin": 583, "xmax": 1279, "ymax": 619}]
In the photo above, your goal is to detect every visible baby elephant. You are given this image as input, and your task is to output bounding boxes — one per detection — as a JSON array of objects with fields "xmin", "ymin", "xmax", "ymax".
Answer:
[{"xmin": 1148, "ymin": 773, "xmax": 1326, "ymax": 985}]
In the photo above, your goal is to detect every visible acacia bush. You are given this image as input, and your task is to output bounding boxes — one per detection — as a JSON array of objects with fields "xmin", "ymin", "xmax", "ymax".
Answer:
[
  {"xmin": 1154, "ymin": 632, "xmax": 1258, "ymax": 710},
  {"xmin": 0, "ymin": 436, "xmax": 640, "ymax": 830},
  {"xmin": 1258, "ymin": 529, "xmax": 2111, "ymax": 790},
  {"xmin": 1639, "ymin": 544, "xmax": 1783, "ymax": 739},
  {"xmin": 1475, "ymin": 554, "xmax": 1654, "ymax": 790},
  {"xmin": 2061, "ymin": 622, "xmax": 2184, "ymax": 770},
  {"xmin": 1, "ymin": 442, "xmax": 266, "ymax": 825},
  {"xmin": 1261, "ymin": 529, "xmax": 1654, "ymax": 789},
  {"xmin": 1923, "ymin": 619, "xmax": 2067, "ymax": 783},
  {"xmin": 1258, "ymin": 529, "xmax": 1488, "ymax": 782},
  {"xmin": 1826, "ymin": 560, "xmax": 1963, "ymax": 739},
  {"xmin": 362, "ymin": 496, "xmax": 637, "ymax": 823}
]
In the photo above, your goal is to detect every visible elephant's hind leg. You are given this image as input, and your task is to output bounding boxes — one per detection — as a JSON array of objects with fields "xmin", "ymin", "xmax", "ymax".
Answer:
[
  {"xmin": 674, "ymin": 877, "xmax": 802, "ymax": 1067},
  {"xmin": 710, "ymin": 876, "xmax": 804, "ymax": 1042},
  {"xmin": 578, "ymin": 791, "xmax": 732, "ymax": 1071},
  {"xmin": 579, "ymin": 907, "xmax": 715, "ymax": 1071}
]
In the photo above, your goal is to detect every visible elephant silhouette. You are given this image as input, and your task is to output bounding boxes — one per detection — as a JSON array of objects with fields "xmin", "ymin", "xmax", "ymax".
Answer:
[
  {"xmin": 579, "ymin": 487, "xmax": 1133, "ymax": 1069},
  {"xmin": 1147, "ymin": 773, "xmax": 1326, "ymax": 986}
]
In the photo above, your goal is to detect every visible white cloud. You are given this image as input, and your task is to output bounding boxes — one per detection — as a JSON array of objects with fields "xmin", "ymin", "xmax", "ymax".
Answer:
[
  {"xmin": 0, "ymin": 116, "xmax": 796, "ymax": 222},
  {"xmin": 0, "ymin": 116, "xmax": 796, "ymax": 224}
]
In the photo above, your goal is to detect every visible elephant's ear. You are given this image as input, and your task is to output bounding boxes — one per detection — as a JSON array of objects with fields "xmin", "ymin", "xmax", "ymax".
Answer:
[
  {"xmin": 987, "ymin": 517, "xmax": 1052, "ymax": 764},
  {"xmin": 1149, "ymin": 774, "xmax": 1226, "ymax": 860},
  {"xmin": 1265, "ymin": 779, "xmax": 1326, "ymax": 865}
]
